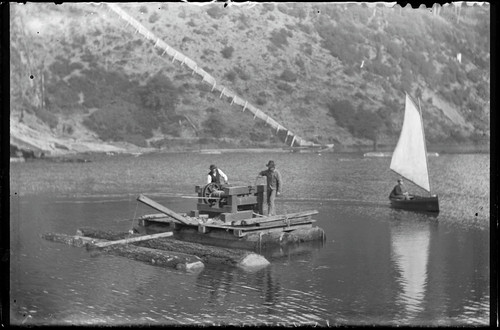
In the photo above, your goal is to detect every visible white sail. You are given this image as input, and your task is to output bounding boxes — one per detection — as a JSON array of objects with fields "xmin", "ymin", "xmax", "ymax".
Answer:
[{"xmin": 390, "ymin": 93, "xmax": 431, "ymax": 192}]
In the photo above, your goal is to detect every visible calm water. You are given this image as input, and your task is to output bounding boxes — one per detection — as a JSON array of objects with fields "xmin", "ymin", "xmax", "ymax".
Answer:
[{"xmin": 9, "ymin": 152, "xmax": 490, "ymax": 326}]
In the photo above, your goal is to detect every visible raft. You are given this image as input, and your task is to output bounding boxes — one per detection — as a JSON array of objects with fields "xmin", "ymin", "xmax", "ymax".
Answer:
[{"xmin": 41, "ymin": 184, "xmax": 326, "ymax": 273}]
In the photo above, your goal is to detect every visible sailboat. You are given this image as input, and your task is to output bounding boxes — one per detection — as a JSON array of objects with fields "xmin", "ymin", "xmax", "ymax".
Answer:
[{"xmin": 389, "ymin": 93, "xmax": 439, "ymax": 213}]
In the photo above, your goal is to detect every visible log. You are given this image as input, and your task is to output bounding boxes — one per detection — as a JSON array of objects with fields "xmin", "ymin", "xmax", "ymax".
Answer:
[
  {"xmin": 42, "ymin": 232, "xmax": 204, "ymax": 272},
  {"xmin": 41, "ymin": 232, "xmax": 102, "ymax": 248},
  {"xmin": 137, "ymin": 194, "xmax": 198, "ymax": 225},
  {"xmin": 101, "ymin": 244, "xmax": 204, "ymax": 272},
  {"xmin": 93, "ymin": 232, "xmax": 173, "ymax": 248},
  {"xmin": 77, "ymin": 227, "xmax": 270, "ymax": 269}
]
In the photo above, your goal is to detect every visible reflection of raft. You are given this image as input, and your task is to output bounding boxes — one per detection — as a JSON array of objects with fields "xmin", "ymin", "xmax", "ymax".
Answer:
[{"xmin": 136, "ymin": 184, "xmax": 326, "ymax": 250}]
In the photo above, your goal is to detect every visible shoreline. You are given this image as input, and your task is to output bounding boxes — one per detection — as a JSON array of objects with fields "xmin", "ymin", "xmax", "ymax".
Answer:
[{"xmin": 11, "ymin": 143, "xmax": 490, "ymax": 164}]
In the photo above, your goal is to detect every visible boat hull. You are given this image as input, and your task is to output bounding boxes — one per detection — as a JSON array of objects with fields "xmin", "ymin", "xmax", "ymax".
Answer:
[{"xmin": 389, "ymin": 195, "xmax": 439, "ymax": 213}]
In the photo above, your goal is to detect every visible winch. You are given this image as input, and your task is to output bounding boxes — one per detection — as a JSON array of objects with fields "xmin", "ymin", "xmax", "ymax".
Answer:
[{"xmin": 194, "ymin": 183, "xmax": 267, "ymax": 222}]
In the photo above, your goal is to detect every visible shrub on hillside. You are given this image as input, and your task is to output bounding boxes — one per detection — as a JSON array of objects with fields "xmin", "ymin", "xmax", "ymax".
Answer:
[
  {"xmin": 36, "ymin": 107, "xmax": 59, "ymax": 129},
  {"xmin": 276, "ymin": 82, "xmax": 294, "ymax": 93},
  {"xmin": 149, "ymin": 12, "xmax": 160, "ymax": 23},
  {"xmin": 84, "ymin": 104, "xmax": 139, "ymax": 142},
  {"xmin": 328, "ymin": 99, "xmax": 383, "ymax": 142},
  {"xmin": 137, "ymin": 72, "xmax": 179, "ymax": 120},
  {"xmin": 466, "ymin": 68, "xmax": 482, "ymax": 84},
  {"xmin": 279, "ymin": 69, "xmax": 298, "ymax": 82},
  {"xmin": 297, "ymin": 23, "xmax": 312, "ymax": 34},
  {"xmin": 287, "ymin": 5, "xmax": 307, "ymax": 20},
  {"xmin": 301, "ymin": 43, "xmax": 312, "ymax": 56},
  {"xmin": 221, "ymin": 46, "xmax": 234, "ymax": 59},
  {"xmin": 45, "ymin": 80, "xmax": 80, "ymax": 112},
  {"xmin": 266, "ymin": 44, "xmax": 278, "ymax": 54},
  {"xmin": 368, "ymin": 61, "xmax": 394, "ymax": 78},
  {"xmin": 206, "ymin": 6, "xmax": 225, "ymax": 19},
  {"xmin": 315, "ymin": 21, "xmax": 363, "ymax": 65},
  {"xmin": 203, "ymin": 115, "xmax": 226, "ymax": 138},
  {"xmin": 236, "ymin": 13, "xmax": 250, "ymax": 29},
  {"xmin": 270, "ymin": 28, "xmax": 292, "ymax": 49},
  {"xmin": 234, "ymin": 66, "xmax": 250, "ymax": 80},
  {"xmin": 224, "ymin": 70, "xmax": 237, "ymax": 82},
  {"xmin": 49, "ymin": 57, "xmax": 73, "ymax": 78},
  {"xmin": 261, "ymin": 3, "xmax": 275, "ymax": 14},
  {"xmin": 277, "ymin": 4, "xmax": 289, "ymax": 15}
]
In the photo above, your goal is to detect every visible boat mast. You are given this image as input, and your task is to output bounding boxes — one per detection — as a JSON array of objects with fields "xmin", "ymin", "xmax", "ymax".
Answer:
[{"xmin": 417, "ymin": 97, "xmax": 432, "ymax": 196}]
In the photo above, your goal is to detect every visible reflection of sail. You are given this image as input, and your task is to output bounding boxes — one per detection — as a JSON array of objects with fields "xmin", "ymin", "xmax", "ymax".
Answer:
[{"xmin": 391, "ymin": 221, "xmax": 430, "ymax": 317}]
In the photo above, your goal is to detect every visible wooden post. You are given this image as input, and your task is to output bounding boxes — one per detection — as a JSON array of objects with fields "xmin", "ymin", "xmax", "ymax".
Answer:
[{"xmin": 256, "ymin": 184, "xmax": 266, "ymax": 215}]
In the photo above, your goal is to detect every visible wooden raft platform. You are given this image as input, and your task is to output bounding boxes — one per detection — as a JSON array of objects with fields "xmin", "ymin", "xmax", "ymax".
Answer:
[
  {"xmin": 139, "ymin": 210, "xmax": 318, "ymax": 238},
  {"xmin": 133, "ymin": 187, "xmax": 327, "ymax": 250}
]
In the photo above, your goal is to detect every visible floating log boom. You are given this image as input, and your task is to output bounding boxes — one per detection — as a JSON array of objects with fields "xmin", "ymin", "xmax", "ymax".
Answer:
[
  {"xmin": 76, "ymin": 228, "xmax": 270, "ymax": 269},
  {"xmin": 42, "ymin": 232, "xmax": 204, "ymax": 271}
]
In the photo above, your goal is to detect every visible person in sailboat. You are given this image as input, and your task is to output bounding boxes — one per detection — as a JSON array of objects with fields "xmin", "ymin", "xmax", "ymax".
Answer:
[
  {"xmin": 389, "ymin": 178, "xmax": 413, "ymax": 200},
  {"xmin": 207, "ymin": 164, "xmax": 229, "ymax": 185}
]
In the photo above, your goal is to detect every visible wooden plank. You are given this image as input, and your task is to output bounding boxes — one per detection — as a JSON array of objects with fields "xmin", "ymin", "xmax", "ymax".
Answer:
[
  {"xmin": 256, "ymin": 215, "xmax": 311, "ymax": 227},
  {"xmin": 137, "ymin": 194, "xmax": 197, "ymax": 225},
  {"xmin": 196, "ymin": 203, "xmax": 233, "ymax": 213},
  {"xmin": 240, "ymin": 219, "xmax": 315, "ymax": 232},
  {"xmin": 240, "ymin": 210, "xmax": 318, "ymax": 225},
  {"xmin": 243, "ymin": 223, "xmax": 314, "ymax": 234},
  {"xmin": 94, "ymin": 232, "xmax": 174, "ymax": 248}
]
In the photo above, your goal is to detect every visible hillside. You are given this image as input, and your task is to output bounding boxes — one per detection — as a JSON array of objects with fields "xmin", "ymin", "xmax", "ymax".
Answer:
[{"xmin": 9, "ymin": 2, "xmax": 490, "ymax": 156}]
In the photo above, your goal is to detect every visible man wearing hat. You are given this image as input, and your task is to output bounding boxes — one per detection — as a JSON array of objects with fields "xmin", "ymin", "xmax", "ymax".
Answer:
[
  {"xmin": 255, "ymin": 160, "xmax": 282, "ymax": 216},
  {"xmin": 389, "ymin": 178, "xmax": 411, "ymax": 200},
  {"xmin": 207, "ymin": 164, "xmax": 229, "ymax": 185}
]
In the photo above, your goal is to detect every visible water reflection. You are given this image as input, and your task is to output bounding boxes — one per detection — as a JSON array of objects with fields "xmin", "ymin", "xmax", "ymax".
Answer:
[{"xmin": 390, "ymin": 216, "xmax": 431, "ymax": 321}]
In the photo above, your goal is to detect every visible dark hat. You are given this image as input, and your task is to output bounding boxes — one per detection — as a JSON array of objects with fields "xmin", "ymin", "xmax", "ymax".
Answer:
[
  {"xmin": 209, "ymin": 164, "xmax": 216, "ymax": 170},
  {"xmin": 266, "ymin": 160, "xmax": 275, "ymax": 168},
  {"xmin": 397, "ymin": 178, "xmax": 403, "ymax": 182}
]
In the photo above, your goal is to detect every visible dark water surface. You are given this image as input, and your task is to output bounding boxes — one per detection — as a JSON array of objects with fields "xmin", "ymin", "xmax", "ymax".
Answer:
[{"xmin": 9, "ymin": 152, "xmax": 490, "ymax": 325}]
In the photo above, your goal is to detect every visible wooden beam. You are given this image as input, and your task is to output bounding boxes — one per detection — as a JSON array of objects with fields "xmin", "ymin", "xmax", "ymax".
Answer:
[
  {"xmin": 223, "ymin": 186, "xmax": 255, "ymax": 195},
  {"xmin": 137, "ymin": 194, "xmax": 197, "ymax": 225},
  {"xmin": 220, "ymin": 210, "xmax": 254, "ymax": 222},
  {"xmin": 240, "ymin": 210, "xmax": 318, "ymax": 226},
  {"xmin": 94, "ymin": 232, "xmax": 174, "ymax": 248}
]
